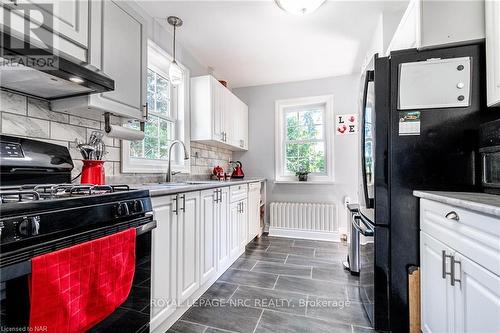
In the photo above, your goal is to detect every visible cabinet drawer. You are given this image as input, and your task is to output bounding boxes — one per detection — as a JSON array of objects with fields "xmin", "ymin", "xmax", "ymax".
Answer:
[
  {"xmin": 230, "ymin": 184, "xmax": 248, "ymax": 203},
  {"xmin": 420, "ymin": 199, "xmax": 500, "ymax": 276}
]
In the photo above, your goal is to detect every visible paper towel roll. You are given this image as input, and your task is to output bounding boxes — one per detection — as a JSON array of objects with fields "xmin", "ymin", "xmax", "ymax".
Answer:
[{"xmin": 105, "ymin": 124, "xmax": 145, "ymax": 141}]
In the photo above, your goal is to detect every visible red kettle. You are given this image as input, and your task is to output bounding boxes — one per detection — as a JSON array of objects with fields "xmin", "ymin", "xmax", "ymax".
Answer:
[{"xmin": 231, "ymin": 161, "xmax": 245, "ymax": 178}]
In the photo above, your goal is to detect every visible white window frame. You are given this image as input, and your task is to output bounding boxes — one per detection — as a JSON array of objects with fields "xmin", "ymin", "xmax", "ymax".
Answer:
[
  {"xmin": 122, "ymin": 40, "xmax": 190, "ymax": 174},
  {"xmin": 275, "ymin": 95, "xmax": 334, "ymax": 184}
]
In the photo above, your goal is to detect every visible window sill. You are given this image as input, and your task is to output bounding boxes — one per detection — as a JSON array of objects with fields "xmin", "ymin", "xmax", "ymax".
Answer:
[{"xmin": 274, "ymin": 180, "xmax": 335, "ymax": 185}]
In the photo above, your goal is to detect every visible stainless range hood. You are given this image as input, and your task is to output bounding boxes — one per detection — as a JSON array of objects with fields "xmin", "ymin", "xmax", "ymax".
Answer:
[{"xmin": 1, "ymin": 34, "xmax": 114, "ymax": 100}]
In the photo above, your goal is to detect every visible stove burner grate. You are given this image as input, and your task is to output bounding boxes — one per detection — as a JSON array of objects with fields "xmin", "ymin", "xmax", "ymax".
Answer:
[{"xmin": 0, "ymin": 184, "xmax": 130, "ymax": 203}]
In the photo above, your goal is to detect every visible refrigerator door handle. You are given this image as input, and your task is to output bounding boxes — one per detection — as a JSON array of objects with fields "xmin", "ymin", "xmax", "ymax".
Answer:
[{"xmin": 361, "ymin": 69, "xmax": 375, "ymax": 209}]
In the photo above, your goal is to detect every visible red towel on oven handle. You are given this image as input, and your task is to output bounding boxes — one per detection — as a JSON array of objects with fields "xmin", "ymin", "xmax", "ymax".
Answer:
[{"xmin": 29, "ymin": 228, "xmax": 136, "ymax": 333}]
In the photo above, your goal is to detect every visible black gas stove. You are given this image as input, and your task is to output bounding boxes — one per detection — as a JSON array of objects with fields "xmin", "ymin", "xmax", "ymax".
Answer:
[{"xmin": 0, "ymin": 135, "xmax": 155, "ymax": 332}]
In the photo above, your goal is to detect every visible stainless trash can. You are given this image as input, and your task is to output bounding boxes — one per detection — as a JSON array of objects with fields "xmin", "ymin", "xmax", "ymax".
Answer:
[{"xmin": 343, "ymin": 203, "xmax": 360, "ymax": 275}]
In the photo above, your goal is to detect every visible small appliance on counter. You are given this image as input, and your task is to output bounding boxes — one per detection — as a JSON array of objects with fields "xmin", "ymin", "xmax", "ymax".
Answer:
[
  {"xmin": 479, "ymin": 118, "xmax": 500, "ymax": 194},
  {"xmin": 230, "ymin": 161, "xmax": 245, "ymax": 178}
]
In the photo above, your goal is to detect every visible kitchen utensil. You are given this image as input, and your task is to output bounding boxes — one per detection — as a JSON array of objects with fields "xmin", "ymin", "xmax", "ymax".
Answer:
[
  {"xmin": 78, "ymin": 144, "xmax": 95, "ymax": 160},
  {"xmin": 230, "ymin": 161, "xmax": 244, "ymax": 178}
]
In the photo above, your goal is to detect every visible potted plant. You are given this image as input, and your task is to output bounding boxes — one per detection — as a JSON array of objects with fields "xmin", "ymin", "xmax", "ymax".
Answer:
[{"xmin": 295, "ymin": 169, "xmax": 310, "ymax": 182}]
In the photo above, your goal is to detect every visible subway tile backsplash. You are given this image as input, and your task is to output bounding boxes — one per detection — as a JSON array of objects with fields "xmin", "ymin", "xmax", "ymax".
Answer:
[{"xmin": 0, "ymin": 91, "xmax": 232, "ymax": 184}]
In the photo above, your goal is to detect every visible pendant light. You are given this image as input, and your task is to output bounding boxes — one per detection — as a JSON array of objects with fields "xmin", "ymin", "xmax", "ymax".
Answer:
[
  {"xmin": 167, "ymin": 16, "xmax": 183, "ymax": 86},
  {"xmin": 275, "ymin": 0, "xmax": 326, "ymax": 15}
]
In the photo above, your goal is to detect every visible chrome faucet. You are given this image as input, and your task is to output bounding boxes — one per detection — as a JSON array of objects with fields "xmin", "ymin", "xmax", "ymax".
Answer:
[{"xmin": 166, "ymin": 140, "xmax": 190, "ymax": 182}]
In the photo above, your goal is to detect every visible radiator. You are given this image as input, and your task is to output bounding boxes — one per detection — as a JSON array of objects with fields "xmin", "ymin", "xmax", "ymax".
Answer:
[{"xmin": 269, "ymin": 202, "xmax": 337, "ymax": 232}]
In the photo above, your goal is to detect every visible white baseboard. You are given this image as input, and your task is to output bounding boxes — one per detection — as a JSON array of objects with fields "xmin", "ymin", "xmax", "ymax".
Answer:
[{"xmin": 268, "ymin": 227, "xmax": 340, "ymax": 242}]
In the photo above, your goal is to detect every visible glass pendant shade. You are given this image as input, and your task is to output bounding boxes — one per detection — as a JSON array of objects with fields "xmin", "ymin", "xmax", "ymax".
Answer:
[
  {"xmin": 169, "ymin": 61, "xmax": 183, "ymax": 86},
  {"xmin": 275, "ymin": 0, "xmax": 326, "ymax": 15}
]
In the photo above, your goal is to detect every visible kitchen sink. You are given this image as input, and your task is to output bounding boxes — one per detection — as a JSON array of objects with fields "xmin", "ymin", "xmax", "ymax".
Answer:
[
  {"xmin": 142, "ymin": 182, "xmax": 191, "ymax": 187},
  {"xmin": 142, "ymin": 181, "xmax": 214, "ymax": 187}
]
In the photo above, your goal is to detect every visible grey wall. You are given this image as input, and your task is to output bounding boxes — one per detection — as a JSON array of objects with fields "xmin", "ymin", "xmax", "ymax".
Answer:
[{"xmin": 233, "ymin": 75, "xmax": 360, "ymax": 233}]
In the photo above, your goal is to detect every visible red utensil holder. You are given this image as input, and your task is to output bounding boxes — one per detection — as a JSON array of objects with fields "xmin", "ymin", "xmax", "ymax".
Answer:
[{"xmin": 81, "ymin": 160, "xmax": 105, "ymax": 185}]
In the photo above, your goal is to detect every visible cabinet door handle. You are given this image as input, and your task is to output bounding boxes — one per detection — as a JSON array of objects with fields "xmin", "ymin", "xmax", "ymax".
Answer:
[
  {"xmin": 219, "ymin": 189, "xmax": 223, "ymax": 203},
  {"xmin": 451, "ymin": 256, "xmax": 462, "ymax": 287},
  {"xmin": 442, "ymin": 250, "xmax": 453, "ymax": 279},
  {"xmin": 445, "ymin": 211, "xmax": 459, "ymax": 221},
  {"xmin": 173, "ymin": 196, "xmax": 178, "ymax": 215},
  {"xmin": 180, "ymin": 194, "xmax": 186, "ymax": 212},
  {"xmin": 214, "ymin": 189, "xmax": 218, "ymax": 202}
]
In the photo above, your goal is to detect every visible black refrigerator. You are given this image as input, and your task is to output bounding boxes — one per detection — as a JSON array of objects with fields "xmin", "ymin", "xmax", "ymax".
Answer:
[{"xmin": 357, "ymin": 42, "xmax": 498, "ymax": 332}]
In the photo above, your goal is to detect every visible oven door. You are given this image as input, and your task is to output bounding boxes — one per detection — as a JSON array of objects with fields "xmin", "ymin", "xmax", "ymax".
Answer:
[{"xmin": 0, "ymin": 219, "xmax": 155, "ymax": 333}]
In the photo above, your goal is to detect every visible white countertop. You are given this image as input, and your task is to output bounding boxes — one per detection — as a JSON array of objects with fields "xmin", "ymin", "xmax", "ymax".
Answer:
[
  {"xmin": 413, "ymin": 190, "xmax": 500, "ymax": 217},
  {"xmin": 126, "ymin": 178, "xmax": 266, "ymax": 197}
]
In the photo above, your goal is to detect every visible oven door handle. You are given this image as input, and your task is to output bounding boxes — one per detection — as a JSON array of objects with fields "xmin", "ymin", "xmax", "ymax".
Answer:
[
  {"xmin": 136, "ymin": 220, "xmax": 157, "ymax": 236},
  {"xmin": 353, "ymin": 215, "xmax": 374, "ymax": 237}
]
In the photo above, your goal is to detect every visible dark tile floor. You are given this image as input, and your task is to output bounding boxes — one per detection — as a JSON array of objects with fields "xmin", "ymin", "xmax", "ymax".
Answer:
[{"xmin": 168, "ymin": 235, "xmax": 374, "ymax": 333}]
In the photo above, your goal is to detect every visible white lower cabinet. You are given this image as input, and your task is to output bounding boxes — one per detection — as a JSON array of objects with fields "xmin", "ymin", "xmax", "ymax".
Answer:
[
  {"xmin": 453, "ymin": 252, "xmax": 500, "ymax": 332},
  {"xmin": 176, "ymin": 192, "xmax": 201, "ymax": 304},
  {"xmin": 200, "ymin": 189, "xmax": 217, "ymax": 285},
  {"xmin": 420, "ymin": 232, "xmax": 455, "ymax": 333},
  {"xmin": 420, "ymin": 199, "xmax": 500, "ymax": 333},
  {"xmin": 230, "ymin": 201, "xmax": 242, "ymax": 261},
  {"xmin": 217, "ymin": 187, "xmax": 231, "ymax": 271},
  {"xmin": 151, "ymin": 182, "xmax": 264, "ymax": 332},
  {"xmin": 150, "ymin": 195, "xmax": 177, "ymax": 329},
  {"xmin": 247, "ymin": 182, "xmax": 261, "ymax": 242},
  {"xmin": 238, "ymin": 199, "xmax": 248, "ymax": 250}
]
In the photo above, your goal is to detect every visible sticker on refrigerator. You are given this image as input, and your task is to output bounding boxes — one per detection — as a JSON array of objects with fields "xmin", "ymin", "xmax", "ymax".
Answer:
[
  {"xmin": 336, "ymin": 114, "xmax": 358, "ymax": 135},
  {"xmin": 399, "ymin": 111, "xmax": 421, "ymax": 136}
]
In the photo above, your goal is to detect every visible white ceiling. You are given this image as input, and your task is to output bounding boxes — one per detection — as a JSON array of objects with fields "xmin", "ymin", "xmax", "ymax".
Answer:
[{"xmin": 138, "ymin": 1, "xmax": 408, "ymax": 88}]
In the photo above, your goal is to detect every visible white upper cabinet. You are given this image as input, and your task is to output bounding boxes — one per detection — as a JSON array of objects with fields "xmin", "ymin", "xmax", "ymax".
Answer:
[
  {"xmin": 387, "ymin": 0, "xmax": 485, "ymax": 54},
  {"xmin": 191, "ymin": 75, "xmax": 249, "ymax": 151},
  {"xmin": 51, "ymin": 0, "xmax": 147, "ymax": 120},
  {"xmin": 486, "ymin": 0, "xmax": 500, "ymax": 107},
  {"xmin": 1, "ymin": 0, "xmax": 89, "ymax": 61}
]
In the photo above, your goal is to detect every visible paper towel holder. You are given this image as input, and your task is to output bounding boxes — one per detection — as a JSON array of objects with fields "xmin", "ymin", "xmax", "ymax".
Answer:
[{"xmin": 104, "ymin": 112, "xmax": 146, "ymax": 134}]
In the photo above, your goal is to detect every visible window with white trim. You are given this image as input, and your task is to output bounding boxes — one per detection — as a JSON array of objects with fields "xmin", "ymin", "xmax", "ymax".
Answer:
[
  {"xmin": 275, "ymin": 95, "xmax": 334, "ymax": 183},
  {"xmin": 122, "ymin": 41, "xmax": 190, "ymax": 173}
]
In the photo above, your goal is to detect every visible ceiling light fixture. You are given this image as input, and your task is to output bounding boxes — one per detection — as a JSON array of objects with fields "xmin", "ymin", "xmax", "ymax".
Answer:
[
  {"xmin": 167, "ymin": 16, "xmax": 183, "ymax": 86},
  {"xmin": 275, "ymin": 0, "xmax": 326, "ymax": 15}
]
